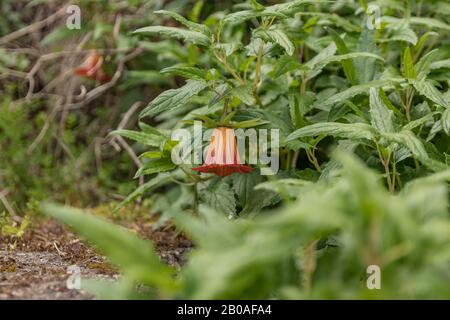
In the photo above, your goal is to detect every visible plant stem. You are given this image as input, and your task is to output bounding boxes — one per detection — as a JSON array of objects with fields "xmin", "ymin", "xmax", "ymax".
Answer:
[
  {"xmin": 303, "ymin": 240, "xmax": 317, "ymax": 294},
  {"xmin": 213, "ymin": 50, "xmax": 245, "ymax": 85},
  {"xmin": 253, "ymin": 42, "xmax": 264, "ymax": 109},
  {"xmin": 193, "ymin": 182, "xmax": 199, "ymax": 215},
  {"xmin": 306, "ymin": 149, "xmax": 321, "ymax": 172}
]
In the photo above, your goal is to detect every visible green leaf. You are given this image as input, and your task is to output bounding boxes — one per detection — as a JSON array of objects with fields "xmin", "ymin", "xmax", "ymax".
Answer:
[
  {"xmin": 270, "ymin": 55, "xmax": 304, "ymax": 78},
  {"xmin": 305, "ymin": 42, "xmax": 336, "ymax": 69},
  {"xmin": 430, "ymin": 59, "xmax": 450, "ymax": 71},
  {"xmin": 325, "ymin": 52, "xmax": 384, "ymax": 65},
  {"xmin": 160, "ymin": 65, "xmax": 208, "ymax": 80},
  {"xmin": 369, "ymin": 88, "xmax": 395, "ymax": 133},
  {"xmin": 387, "ymin": 26, "xmax": 418, "ymax": 45},
  {"xmin": 138, "ymin": 122, "xmax": 169, "ymax": 137},
  {"xmin": 140, "ymin": 80, "xmax": 208, "ymax": 118},
  {"xmin": 199, "ymin": 179, "xmax": 236, "ymax": 217},
  {"xmin": 267, "ymin": 0, "xmax": 317, "ymax": 16},
  {"xmin": 255, "ymin": 178, "xmax": 311, "ymax": 199},
  {"xmin": 110, "ymin": 130, "xmax": 165, "ymax": 147},
  {"xmin": 214, "ymin": 43, "xmax": 243, "ymax": 56},
  {"xmin": 409, "ymin": 17, "xmax": 450, "ymax": 31},
  {"xmin": 232, "ymin": 85, "xmax": 256, "ymax": 106},
  {"xmin": 326, "ymin": 27, "xmax": 356, "ymax": 85},
  {"xmin": 232, "ymin": 171, "xmax": 263, "ymax": 208},
  {"xmin": 250, "ymin": 0, "xmax": 265, "ymax": 11},
  {"xmin": 286, "ymin": 122, "xmax": 376, "ymax": 142},
  {"xmin": 40, "ymin": 203, "xmax": 176, "ymax": 291},
  {"xmin": 232, "ymin": 118, "xmax": 269, "ymax": 128},
  {"xmin": 315, "ymin": 79, "xmax": 402, "ymax": 109},
  {"xmin": 133, "ymin": 26, "xmax": 211, "ymax": 46},
  {"xmin": 114, "ymin": 173, "xmax": 175, "ymax": 212},
  {"xmin": 289, "ymin": 91, "xmax": 315, "ymax": 127},
  {"xmin": 402, "ymin": 47, "xmax": 416, "ymax": 79},
  {"xmin": 134, "ymin": 158, "xmax": 176, "ymax": 178},
  {"xmin": 414, "ymin": 49, "xmax": 441, "ymax": 79},
  {"xmin": 254, "ymin": 28, "xmax": 294, "ymax": 56},
  {"xmin": 402, "ymin": 112, "xmax": 437, "ymax": 131},
  {"xmin": 412, "ymin": 79, "xmax": 448, "ymax": 108},
  {"xmin": 354, "ymin": 27, "xmax": 379, "ymax": 84},
  {"xmin": 381, "ymin": 130, "xmax": 429, "ymax": 162},
  {"xmin": 154, "ymin": 10, "xmax": 211, "ymax": 36},
  {"xmin": 442, "ymin": 109, "xmax": 450, "ymax": 136},
  {"xmin": 223, "ymin": 10, "xmax": 286, "ymax": 25}
]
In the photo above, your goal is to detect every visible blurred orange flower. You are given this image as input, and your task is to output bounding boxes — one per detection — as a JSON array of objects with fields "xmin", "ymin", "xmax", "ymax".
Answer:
[{"xmin": 75, "ymin": 51, "xmax": 110, "ymax": 83}]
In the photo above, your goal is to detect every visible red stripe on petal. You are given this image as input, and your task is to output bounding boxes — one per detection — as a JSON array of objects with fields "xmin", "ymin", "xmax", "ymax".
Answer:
[{"xmin": 192, "ymin": 164, "xmax": 254, "ymax": 177}]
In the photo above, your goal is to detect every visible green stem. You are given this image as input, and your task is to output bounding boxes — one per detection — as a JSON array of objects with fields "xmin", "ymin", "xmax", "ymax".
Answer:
[
  {"xmin": 193, "ymin": 182, "xmax": 199, "ymax": 215},
  {"xmin": 253, "ymin": 42, "xmax": 264, "ymax": 109}
]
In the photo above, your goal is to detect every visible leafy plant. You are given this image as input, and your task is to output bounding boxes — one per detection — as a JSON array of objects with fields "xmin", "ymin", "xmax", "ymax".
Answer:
[
  {"xmin": 41, "ymin": 153, "xmax": 450, "ymax": 299},
  {"xmin": 114, "ymin": 0, "xmax": 450, "ymax": 219}
]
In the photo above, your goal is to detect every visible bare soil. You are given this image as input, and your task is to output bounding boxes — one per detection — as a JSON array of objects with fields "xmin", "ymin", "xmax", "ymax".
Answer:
[{"xmin": 0, "ymin": 218, "xmax": 192, "ymax": 299}]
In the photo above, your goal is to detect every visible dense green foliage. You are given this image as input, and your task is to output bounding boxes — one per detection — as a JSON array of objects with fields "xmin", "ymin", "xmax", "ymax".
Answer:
[{"xmin": 2, "ymin": 0, "xmax": 450, "ymax": 299}]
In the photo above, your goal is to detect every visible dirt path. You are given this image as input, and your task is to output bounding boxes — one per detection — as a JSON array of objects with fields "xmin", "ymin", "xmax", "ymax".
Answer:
[{"xmin": 0, "ymin": 218, "xmax": 192, "ymax": 299}]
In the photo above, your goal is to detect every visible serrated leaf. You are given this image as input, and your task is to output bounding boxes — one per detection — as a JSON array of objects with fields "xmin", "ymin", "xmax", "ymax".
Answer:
[
  {"xmin": 270, "ymin": 55, "xmax": 304, "ymax": 78},
  {"xmin": 160, "ymin": 65, "xmax": 208, "ymax": 80},
  {"xmin": 388, "ymin": 26, "xmax": 418, "ymax": 45},
  {"xmin": 325, "ymin": 52, "xmax": 384, "ymax": 65},
  {"xmin": 232, "ymin": 85, "xmax": 256, "ymax": 106},
  {"xmin": 327, "ymin": 27, "xmax": 356, "ymax": 85},
  {"xmin": 140, "ymin": 80, "xmax": 208, "ymax": 118},
  {"xmin": 412, "ymin": 79, "xmax": 448, "ymax": 107},
  {"xmin": 286, "ymin": 122, "xmax": 376, "ymax": 142},
  {"xmin": 430, "ymin": 59, "xmax": 450, "ymax": 71},
  {"xmin": 232, "ymin": 171, "xmax": 263, "ymax": 207},
  {"xmin": 305, "ymin": 42, "xmax": 337, "ymax": 71},
  {"xmin": 133, "ymin": 26, "xmax": 211, "ymax": 46},
  {"xmin": 369, "ymin": 88, "xmax": 395, "ymax": 133},
  {"xmin": 442, "ymin": 109, "xmax": 450, "ymax": 136},
  {"xmin": 214, "ymin": 43, "xmax": 243, "ymax": 56},
  {"xmin": 223, "ymin": 9, "xmax": 286, "ymax": 25},
  {"xmin": 154, "ymin": 10, "xmax": 211, "ymax": 36},
  {"xmin": 199, "ymin": 179, "xmax": 236, "ymax": 217},
  {"xmin": 138, "ymin": 122, "xmax": 169, "ymax": 137},
  {"xmin": 315, "ymin": 79, "xmax": 402, "ymax": 109},
  {"xmin": 402, "ymin": 112, "xmax": 437, "ymax": 131},
  {"xmin": 255, "ymin": 28, "xmax": 294, "ymax": 55},
  {"xmin": 415, "ymin": 49, "xmax": 441, "ymax": 80},
  {"xmin": 267, "ymin": 0, "xmax": 316, "ymax": 16},
  {"xmin": 134, "ymin": 158, "xmax": 176, "ymax": 178},
  {"xmin": 110, "ymin": 129, "xmax": 165, "ymax": 147},
  {"xmin": 382, "ymin": 130, "xmax": 429, "ymax": 162}
]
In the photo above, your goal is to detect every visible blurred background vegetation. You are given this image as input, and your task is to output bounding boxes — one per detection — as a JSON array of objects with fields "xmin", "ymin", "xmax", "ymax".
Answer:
[{"xmin": 0, "ymin": 0, "xmax": 232, "ymax": 214}]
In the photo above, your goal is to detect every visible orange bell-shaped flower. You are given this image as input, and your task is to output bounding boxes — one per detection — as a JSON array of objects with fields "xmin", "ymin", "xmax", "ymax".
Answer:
[
  {"xmin": 192, "ymin": 127, "xmax": 254, "ymax": 177},
  {"xmin": 75, "ymin": 51, "xmax": 110, "ymax": 83}
]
